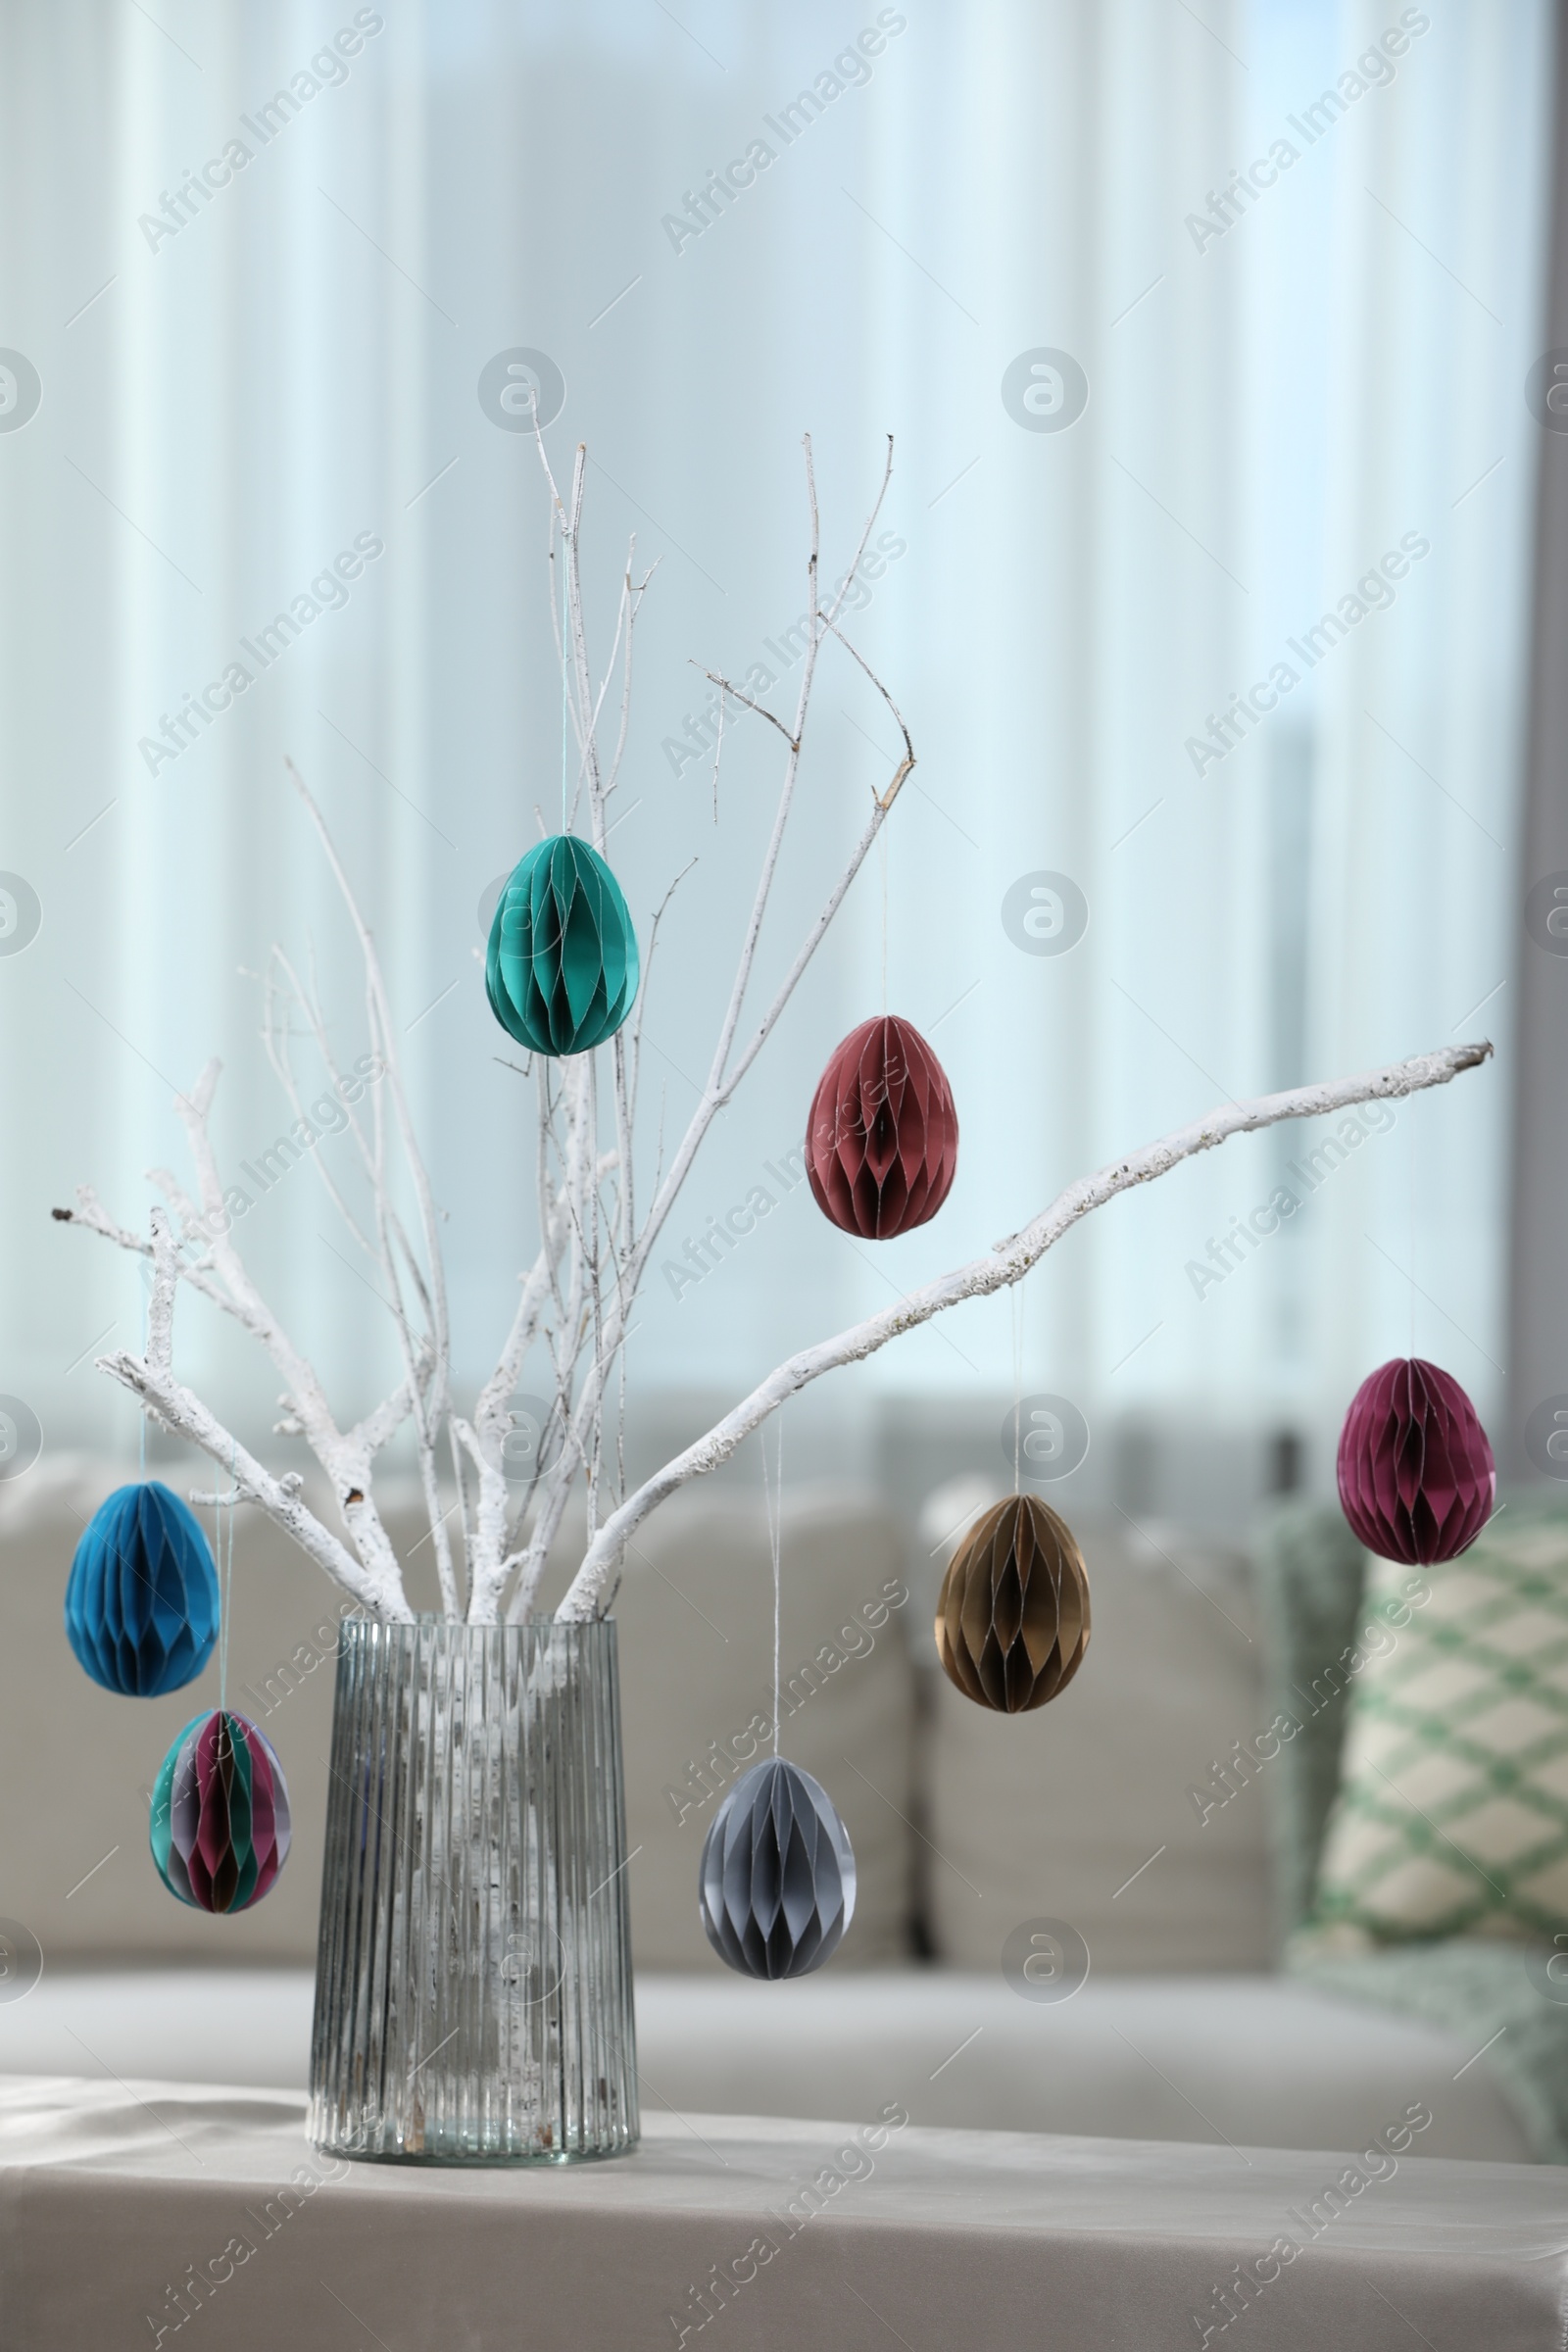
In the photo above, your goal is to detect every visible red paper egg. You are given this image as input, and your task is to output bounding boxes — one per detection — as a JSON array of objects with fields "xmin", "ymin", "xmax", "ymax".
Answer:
[
  {"xmin": 1337, "ymin": 1357, "xmax": 1495, "ymax": 1565},
  {"xmin": 805, "ymin": 1015, "xmax": 958, "ymax": 1240}
]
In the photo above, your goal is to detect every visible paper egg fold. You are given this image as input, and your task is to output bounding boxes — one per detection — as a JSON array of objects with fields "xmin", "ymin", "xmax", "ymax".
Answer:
[
  {"xmin": 698, "ymin": 1758, "xmax": 857, "ymax": 1980},
  {"xmin": 64, "ymin": 1480, "xmax": 220, "ymax": 1697},
  {"xmin": 150, "ymin": 1710, "xmax": 291, "ymax": 1914},
  {"xmin": 936, "ymin": 1494, "xmax": 1091, "ymax": 1713},
  {"xmin": 1337, "ymin": 1356, "xmax": 1495, "ymax": 1565},
  {"xmin": 485, "ymin": 833, "xmax": 640, "ymax": 1056},
  {"xmin": 804, "ymin": 1014, "xmax": 958, "ymax": 1240}
]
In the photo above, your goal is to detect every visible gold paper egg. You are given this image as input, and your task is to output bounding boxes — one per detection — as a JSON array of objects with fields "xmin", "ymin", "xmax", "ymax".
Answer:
[{"xmin": 935, "ymin": 1494, "xmax": 1091, "ymax": 1712}]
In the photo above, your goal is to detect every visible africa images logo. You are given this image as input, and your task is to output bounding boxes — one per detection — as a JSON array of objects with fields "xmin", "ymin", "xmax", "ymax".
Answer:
[
  {"xmin": 1000, "ymin": 350, "xmax": 1089, "ymax": 433},
  {"xmin": 0, "ymin": 351, "xmax": 41, "ymax": 433}
]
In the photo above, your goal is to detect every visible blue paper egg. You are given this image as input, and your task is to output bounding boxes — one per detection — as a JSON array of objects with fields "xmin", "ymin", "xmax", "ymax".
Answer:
[
  {"xmin": 485, "ymin": 834, "xmax": 639, "ymax": 1056},
  {"xmin": 65, "ymin": 1481, "xmax": 220, "ymax": 1696},
  {"xmin": 698, "ymin": 1758, "xmax": 857, "ymax": 1980}
]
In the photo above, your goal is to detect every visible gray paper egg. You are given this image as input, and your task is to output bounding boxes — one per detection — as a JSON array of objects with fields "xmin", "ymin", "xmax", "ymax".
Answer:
[{"xmin": 698, "ymin": 1757, "xmax": 857, "ymax": 1980}]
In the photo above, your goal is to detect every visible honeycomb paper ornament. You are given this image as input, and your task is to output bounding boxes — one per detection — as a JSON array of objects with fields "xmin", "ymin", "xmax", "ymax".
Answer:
[
  {"xmin": 485, "ymin": 833, "xmax": 639, "ymax": 1056},
  {"xmin": 150, "ymin": 1710, "xmax": 291, "ymax": 1914},
  {"xmin": 936, "ymin": 1494, "xmax": 1091, "ymax": 1713},
  {"xmin": 698, "ymin": 1758, "xmax": 857, "ymax": 1980},
  {"xmin": 804, "ymin": 1014, "xmax": 958, "ymax": 1239},
  {"xmin": 64, "ymin": 1481, "xmax": 220, "ymax": 1697},
  {"xmin": 1337, "ymin": 1357, "xmax": 1495, "ymax": 1565}
]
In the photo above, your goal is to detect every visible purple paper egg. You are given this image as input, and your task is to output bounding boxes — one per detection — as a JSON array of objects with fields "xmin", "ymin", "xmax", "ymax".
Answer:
[{"xmin": 1337, "ymin": 1358, "xmax": 1494, "ymax": 1565}]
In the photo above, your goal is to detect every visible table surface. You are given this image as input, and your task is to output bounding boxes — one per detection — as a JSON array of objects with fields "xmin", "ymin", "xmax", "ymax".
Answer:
[
  {"xmin": 2, "ymin": 2075, "xmax": 1565, "ymax": 2349},
  {"xmin": 0, "ymin": 1964, "xmax": 1538, "ymax": 2162}
]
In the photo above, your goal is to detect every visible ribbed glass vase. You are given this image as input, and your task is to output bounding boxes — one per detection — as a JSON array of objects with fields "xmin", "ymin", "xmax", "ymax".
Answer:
[{"xmin": 308, "ymin": 1617, "xmax": 638, "ymax": 2163}]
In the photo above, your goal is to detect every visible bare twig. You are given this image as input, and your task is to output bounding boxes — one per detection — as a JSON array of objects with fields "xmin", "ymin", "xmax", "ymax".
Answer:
[
  {"xmin": 512, "ymin": 441, "xmax": 915, "ymax": 1587},
  {"xmin": 696, "ymin": 665, "xmax": 797, "ymax": 751},
  {"xmin": 71, "ymin": 435, "xmax": 1456, "ymax": 1646},
  {"xmin": 557, "ymin": 1042, "xmax": 1494, "ymax": 1616}
]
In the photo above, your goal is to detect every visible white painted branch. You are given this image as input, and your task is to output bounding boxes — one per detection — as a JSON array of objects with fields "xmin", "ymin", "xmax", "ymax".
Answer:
[
  {"xmin": 264, "ymin": 950, "xmax": 454, "ymax": 1577},
  {"xmin": 466, "ymin": 1211, "xmax": 570, "ymax": 1615},
  {"xmin": 284, "ymin": 760, "xmax": 454, "ymax": 1614},
  {"xmin": 566, "ymin": 448, "xmax": 602, "ymax": 820},
  {"xmin": 350, "ymin": 1378, "xmax": 417, "ymax": 1458},
  {"xmin": 503, "ymin": 442, "xmax": 919, "ymax": 1610},
  {"xmin": 820, "ymin": 433, "xmax": 894, "ymax": 634},
  {"xmin": 97, "ymin": 1344, "xmax": 411, "ymax": 1621},
  {"xmin": 147, "ymin": 1164, "xmax": 221, "ymax": 1259},
  {"xmin": 72, "ymin": 438, "xmax": 917, "ymax": 1631},
  {"xmin": 705, "ymin": 449, "xmax": 820, "ymax": 1093},
  {"xmin": 548, "ymin": 740, "xmax": 908, "ymax": 1518},
  {"xmin": 713, "ymin": 764, "xmax": 909, "ymax": 1101},
  {"xmin": 59, "ymin": 1185, "xmax": 251, "ymax": 1334},
  {"xmin": 451, "ymin": 1401, "xmax": 505, "ymax": 1608},
  {"xmin": 606, "ymin": 557, "xmax": 654, "ymax": 805},
  {"xmin": 145, "ymin": 1209, "xmax": 177, "ymax": 1379},
  {"xmin": 514, "ymin": 1063, "xmax": 600, "ymax": 1606},
  {"xmin": 169, "ymin": 1062, "xmax": 407, "ymax": 1602},
  {"xmin": 568, "ymin": 450, "xmax": 907, "ymax": 1376},
  {"xmin": 819, "ymin": 613, "xmax": 914, "ymax": 799},
  {"xmin": 88, "ymin": 1203, "xmax": 410, "ymax": 1618},
  {"xmin": 169, "ymin": 1065, "xmax": 348, "ymax": 1449},
  {"xmin": 557, "ymin": 1041, "xmax": 1494, "ymax": 1618},
  {"xmin": 697, "ymin": 666, "xmax": 797, "ymax": 750}
]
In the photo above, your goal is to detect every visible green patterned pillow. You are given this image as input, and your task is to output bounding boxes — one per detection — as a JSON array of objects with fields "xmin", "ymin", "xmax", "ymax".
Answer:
[{"xmin": 1306, "ymin": 1510, "xmax": 1568, "ymax": 1948}]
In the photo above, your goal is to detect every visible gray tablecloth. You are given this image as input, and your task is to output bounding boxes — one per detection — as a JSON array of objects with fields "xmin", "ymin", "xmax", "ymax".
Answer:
[{"xmin": 1, "ymin": 2076, "xmax": 1564, "ymax": 2349}]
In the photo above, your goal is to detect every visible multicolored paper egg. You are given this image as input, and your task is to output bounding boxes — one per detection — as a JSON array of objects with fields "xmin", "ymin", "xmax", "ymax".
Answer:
[
  {"xmin": 698, "ymin": 1758, "xmax": 856, "ymax": 1980},
  {"xmin": 149, "ymin": 1710, "xmax": 291, "ymax": 1914},
  {"xmin": 804, "ymin": 1014, "xmax": 958, "ymax": 1239},
  {"xmin": 485, "ymin": 833, "xmax": 639, "ymax": 1055},
  {"xmin": 65, "ymin": 1481, "xmax": 220, "ymax": 1697},
  {"xmin": 1337, "ymin": 1357, "xmax": 1495, "ymax": 1565}
]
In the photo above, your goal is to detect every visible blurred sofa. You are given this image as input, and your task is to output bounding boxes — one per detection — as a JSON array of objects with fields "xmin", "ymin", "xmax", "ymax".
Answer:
[{"xmin": 0, "ymin": 1463, "xmax": 1535, "ymax": 2159}]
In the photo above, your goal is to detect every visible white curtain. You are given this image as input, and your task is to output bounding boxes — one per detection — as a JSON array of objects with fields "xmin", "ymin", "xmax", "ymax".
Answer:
[{"xmin": 0, "ymin": 0, "xmax": 1550, "ymax": 1514}]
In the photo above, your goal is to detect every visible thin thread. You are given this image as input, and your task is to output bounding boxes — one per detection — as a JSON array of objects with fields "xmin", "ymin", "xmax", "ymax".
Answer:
[
  {"xmin": 711, "ymin": 696, "xmax": 724, "ymax": 825},
  {"xmin": 560, "ymin": 517, "xmax": 572, "ymax": 831},
  {"xmin": 139, "ymin": 1275, "xmax": 147, "ymax": 1479},
  {"xmin": 218, "ymin": 1434, "xmax": 235, "ymax": 1714},
  {"xmin": 880, "ymin": 825, "xmax": 889, "ymax": 1013},
  {"xmin": 1409, "ymin": 1101, "xmax": 1416, "ymax": 1357},
  {"xmin": 208, "ymin": 1469, "xmax": 221, "ymax": 1702},
  {"xmin": 1011, "ymin": 1288, "xmax": 1023, "ymax": 1494},
  {"xmin": 765, "ymin": 1413, "xmax": 784, "ymax": 1753}
]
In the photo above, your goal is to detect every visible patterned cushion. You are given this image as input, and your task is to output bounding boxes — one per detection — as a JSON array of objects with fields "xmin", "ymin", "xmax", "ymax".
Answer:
[{"xmin": 1307, "ymin": 1511, "xmax": 1568, "ymax": 1946}]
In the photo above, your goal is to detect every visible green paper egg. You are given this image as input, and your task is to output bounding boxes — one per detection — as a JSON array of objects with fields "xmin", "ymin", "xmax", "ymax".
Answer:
[{"xmin": 485, "ymin": 834, "xmax": 640, "ymax": 1056}]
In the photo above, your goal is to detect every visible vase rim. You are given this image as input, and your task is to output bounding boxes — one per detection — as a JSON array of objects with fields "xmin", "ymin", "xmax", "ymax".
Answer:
[{"xmin": 346, "ymin": 1613, "xmax": 612, "ymax": 1635}]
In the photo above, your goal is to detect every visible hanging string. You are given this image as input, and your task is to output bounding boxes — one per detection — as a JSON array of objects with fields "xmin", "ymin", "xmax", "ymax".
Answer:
[
  {"xmin": 1011, "ymin": 1287, "xmax": 1023, "ymax": 1494},
  {"xmin": 879, "ymin": 823, "xmax": 889, "ymax": 1014},
  {"xmin": 560, "ymin": 511, "xmax": 572, "ymax": 832},
  {"xmin": 764, "ymin": 1411, "xmax": 784, "ymax": 1754},
  {"xmin": 1409, "ymin": 1098, "xmax": 1416, "ymax": 1357},
  {"xmin": 138, "ymin": 1269, "xmax": 148, "ymax": 1480},
  {"xmin": 217, "ymin": 1433, "xmax": 235, "ymax": 1716}
]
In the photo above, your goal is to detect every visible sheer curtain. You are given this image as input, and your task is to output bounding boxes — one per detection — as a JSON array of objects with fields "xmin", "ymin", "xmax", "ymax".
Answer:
[{"xmin": 0, "ymin": 0, "xmax": 1550, "ymax": 1521}]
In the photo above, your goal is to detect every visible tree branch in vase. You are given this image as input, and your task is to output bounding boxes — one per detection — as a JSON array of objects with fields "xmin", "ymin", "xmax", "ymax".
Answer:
[{"xmin": 53, "ymin": 432, "xmax": 1492, "ymax": 1629}]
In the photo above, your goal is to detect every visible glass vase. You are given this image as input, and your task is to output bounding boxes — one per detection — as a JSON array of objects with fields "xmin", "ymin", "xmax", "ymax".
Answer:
[{"xmin": 308, "ymin": 1616, "xmax": 639, "ymax": 2163}]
